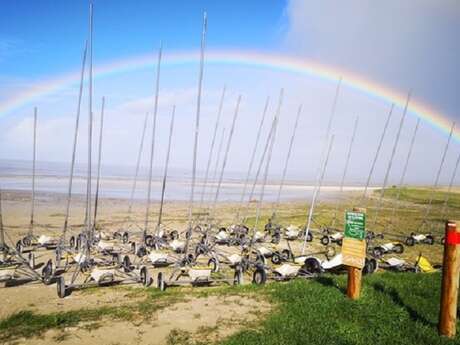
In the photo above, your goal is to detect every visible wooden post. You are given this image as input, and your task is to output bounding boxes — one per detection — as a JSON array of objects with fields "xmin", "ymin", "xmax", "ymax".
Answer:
[
  {"xmin": 346, "ymin": 207, "xmax": 366, "ymax": 300},
  {"xmin": 439, "ymin": 220, "xmax": 460, "ymax": 338}
]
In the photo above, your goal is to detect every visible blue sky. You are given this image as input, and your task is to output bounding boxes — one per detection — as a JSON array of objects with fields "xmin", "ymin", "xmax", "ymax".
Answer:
[
  {"xmin": 0, "ymin": 1, "xmax": 459, "ymax": 187},
  {"xmin": 0, "ymin": 0, "xmax": 286, "ymax": 77}
]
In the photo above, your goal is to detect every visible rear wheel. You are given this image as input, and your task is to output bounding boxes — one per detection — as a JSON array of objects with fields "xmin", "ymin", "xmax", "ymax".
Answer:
[
  {"xmin": 373, "ymin": 247, "xmax": 384, "ymax": 259},
  {"xmin": 140, "ymin": 266, "xmax": 152, "ymax": 287},
  {"xmin": 157, "ymin": 272, "xmax": 166, "ymax": 291},
  {"xmin": 271, "ymin": 253, "xmax": 281, "ymax": 265},
  {"xmin": 405, "ymin": 237, "xmax": 415, "ymax": 246},
  {"xmin": 394, "ymin": 243, "xmax": 404, "ymax": 254},
  {"xmin": 426, "ymin": 235, "xmax": 434, "ymax": 245},
  {"xmin": 207, "ymin": 258, "xmax": 219, "ymax": 272},
  {"xmin": 303, "ymin": 257, "xmax": 321, "ymax": 274},
  {"xmin": 57, "ymin": 276, "xmax": 67, "ymax": 298},
  {"xmin": 320, "ymin": 236, "xmax": 330, "ymax": 246},
  {"xmin": 170, "ymin": 230, "xmax": 179, "ymax": 240},
  {"xmin": 281, "ymin": 249, "xmax": 292, "ymax": 261},
  {"xmin": 252, "ymin": 267, "xmax": 267, "ymax": 285},
  {"xmin": 42, "ymin": 259, "xmax": 54, "ymax": 284},
  {"xmin": 122, "ymin": 232, "xmax": 129, "ymax": 244},
  {"xmin": 123, "ymin": 255, "xmax": 132, "ymax": 272}
]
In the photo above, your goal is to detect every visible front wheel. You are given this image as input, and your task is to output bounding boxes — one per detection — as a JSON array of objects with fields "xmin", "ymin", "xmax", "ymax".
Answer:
[
  {"xmin": 405, "ymin": 237, "xmax": 415, "ymax": 246},
  {"xmin": 140, "ymin": 266, "xmax": 152, "ymax": 287},
  {"xmin": 157, "ymin": 272, "xmax": 166, "ymax": 291},
  {"xmin": 320, "ymin": 236, "xmax": 330, "ymax": 246}
]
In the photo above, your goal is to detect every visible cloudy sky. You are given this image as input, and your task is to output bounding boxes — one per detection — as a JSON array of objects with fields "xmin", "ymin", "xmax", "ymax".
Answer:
[{"xmin": 0, "ymin": 0, "xmax": 459, "ymax": 187}]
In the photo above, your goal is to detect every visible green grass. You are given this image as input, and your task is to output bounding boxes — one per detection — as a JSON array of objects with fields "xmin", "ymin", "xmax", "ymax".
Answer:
[
  {"xmin": 380, "ymin": 187, "xmax": 460, "ymax": 210},
  {"xmin": 221, "ymin": 272, "xmax": 460, "ymax": 345}
]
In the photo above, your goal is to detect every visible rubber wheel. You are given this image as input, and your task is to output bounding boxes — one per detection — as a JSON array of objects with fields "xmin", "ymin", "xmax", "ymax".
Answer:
[
  {"xmin": 281, "ymin": 249, "xmax": 292, "ymax": 261},
  {"xmin": 123, "ymin": 255, "xmax": 132, "ymax": 272},
  {"xmin": 122, "ymin": 232, "xmax": 129, "ymax": 244},
  {"xmin": 337, "ymin": 239, "xmax": 343, "ymax": 246},
  {"xmin": 170, "ymin": 230, "xmax": 179, "ymax": 240},
  {"xmin": 306, "ymin": 232, "xmax": 313, "ymax": 242},
  {"xmin": 207, "ymin": 258, "xmax": 219, "ymax": 272},
  {"xmin": 28, "ymin": 252, "xmax": 35, "ymax": 269},
  {"xmin": 303, "ymin": 257, "xmax": 321, "ymax": 274},
  {"xmin": 373, "ymin": 247, "xmax": 384, "ymax": 259},
  {"xmin": 394, "ymin": 243, "xmax": 404, "ymax": 254},
  {"xmin": 57, "ymin": 276, "xmax": 67, "ymax": 298},
  {"xmin": 140, "ymin": 266, "xmax": 152, "ymax": 287},
  {"xmin": 157, "ymin": 272, "xmax": 166, "ymax": 291},
  {"xmin": 42, "ymin": 259, "xmax": 54, "ymax": 284},
  {"xmin": 22, "ymin": 237, "xmax": 31, "ymax": 246},
  {"xmin": 144, "ymin": 235, "xmax": 154, "ymax": 247},
  {"xmin": 271, "ymin": 253, "xmax": 281, "ymax": 265},
  {"xmin": 131, "ymin": 242, "xmax": 136, "ymax": 254},
  {"xmin": 271, "ymin": 233, "xmax": 280, "ymax": 244},
  {"xmin": 112, "ymin": 253, "xmax": 121, "ymax": 265},
  {"xmin": 320, "ymin": 236, "xmax": 330, "ymax": 246},
  {"xmin": 234, "ymin": 267, "xmax": 243, "ymax": 285},
  {"xmin": 252, "ymin": 267, "xmax": 267, "ymax": 285},
  {"xmin": 16, "ymin": 240, "xmax": 22, "ymax": 253},
  {"xmin": 405, "ymin": 237, "xmax": 415, "ymax": 246},
  {"xmin": 426, "ymin": 236, "xmax": 434, "ymax": 245},
  {"xmin": 69, "ymin": 236, "xmax": 75, "ymax": 248}
]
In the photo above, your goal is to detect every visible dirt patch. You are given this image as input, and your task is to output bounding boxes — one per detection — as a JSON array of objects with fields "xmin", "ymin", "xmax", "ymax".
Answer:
[
  {"xmin": 12, "ymin": 295, "xmax": 271, "ymax": 345},
  {"xmin": 0, "ymin": 283, "xmax": 144, "ymax": 319}
]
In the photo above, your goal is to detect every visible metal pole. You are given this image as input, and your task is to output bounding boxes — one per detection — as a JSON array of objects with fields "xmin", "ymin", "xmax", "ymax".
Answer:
[
  {"xmin": 184, "ymin": 12, "xmax": 207, "ymax": 256},
  {"xmin": 29, "ymin": 107, "xmax": 38, "ymax": 237},
  {"xmin": 272, "ymin": 104, "xmax": 302, "ymax": 217},
  {"xmin": 211, "ymin": 127, "xmax": 226, "ymax": 190},
  {"xmin": 0, "ymin": 187, "xmax": 4, "ymax": 250},
  {"xmin": 93, "ymin": 97, "xmax": 105, "ymax": 230},
  {"xmin": 157, "ymin": 106, "xmax": 175, "ymax": 235},
  {"xmin": 302, "ymin": 135, "xmax": 335, "ymax": 255},
  {"xmin": 235, "ymin": 97, "xmax": 270, "ymax": 221},
  {"xmin": 127, "ymin": 112, "xmax": 150, "ymax": 216},
  {"xmin": 372, "ymin": 93, "xmax": 411, "ymax": 226},
  {"xmin": 144, "ymin": 46, "xmax": 162, "ymax": 242},
  {"xmin": 85, "ymin": 2, "xmax": 93, "ymax": 242},
  {"xmin": 62, "ymin": 42, "xmax": 87, "ymax": 245},
  {"xmin": 358, "ymin": 104, "xmax": 394, "ymax": 206},
  {"xmin": 211, "ymin": 96, "xmax": 241, "ymax": 214},
  {"xmin": 331, "ymin": 116, "xmax": 359, "ymax": 227},
  {"xmin": 199, "ymin": 86, "xmax": 226, "ymax": 209}
]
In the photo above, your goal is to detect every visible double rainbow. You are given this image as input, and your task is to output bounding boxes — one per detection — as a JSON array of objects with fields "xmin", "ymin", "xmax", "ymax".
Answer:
[{"xmin": 0, "ymin": 49, "xmax": 455, "ymax": 140}]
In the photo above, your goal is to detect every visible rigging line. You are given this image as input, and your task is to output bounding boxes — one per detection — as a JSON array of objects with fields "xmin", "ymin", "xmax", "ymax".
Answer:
[
  {"xmin": 420, "ymin": 122, "xmax": 455, "ymax": 225},
  {"xmin": 199, "ymin": 85, "xmax": 226, "ymax": 210},
  {"xmin": 387, "ymin": 118, "xmax": 420, "ymax": 228},
  {"xmin": 144, "ymin": 45, "xmax": 163, "ymax": 241},
  {"xmin": 331, "ymin": 115, "xmax": 359, "ymax": 227},
  {"xmin": 157, "ymin": 106, "xmax": 176, "ymax": 235},
  {"xmin": 241, "ymin": 89, "xmax": 284, "ymax": 223},
  {"xmin": 61, "ymin": 41, "xmax": 87, "ymax": 245},
  {"xmin": 234, "ymin": 97, "xmax": 270, "ymax": 222},
  {"xmin": 372, "ymin": 92, "xmax": 411, "ymax": 226}
]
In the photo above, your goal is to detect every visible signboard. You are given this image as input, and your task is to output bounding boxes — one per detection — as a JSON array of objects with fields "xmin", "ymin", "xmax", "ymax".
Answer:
[
  {"xmin": 344, "ymin": 211, "xmax": 366, "ymax": 240},
  {"xmin": 342, "ymin": 238, "xmax": 366, "ymax": 268},
  {"xmin": 343, "ymin": 210, "xmax": 366, "ymax": 269}
]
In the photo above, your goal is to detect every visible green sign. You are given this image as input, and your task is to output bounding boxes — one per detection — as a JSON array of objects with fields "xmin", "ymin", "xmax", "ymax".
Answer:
[{"xmin": 344, "ymin": 211, "xmax": 366, "ymax": 240}]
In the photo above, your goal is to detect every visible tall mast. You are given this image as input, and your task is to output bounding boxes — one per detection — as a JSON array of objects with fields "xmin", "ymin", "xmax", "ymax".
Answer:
[
  {"xmin": 372, "ymin": 93, "xmax": 410, "ymax": 226},
  {"xmin": 210, "ymin": 95, "xmax": 241, "ymax": 216},
  {"xmin": 93, "ymin": 96, "xmax": 105, "ymax": 230},
  {"xmin": 272, "ymin": 103, "xmax": 302, "ymax": 217},
  {"xmin": 440, "ymin": 152, "xmax": 460, "ymax": 220},
  {"xmin": 29, "ymin": 107, "xmax": 38, "ymax": 237},
  {"xmin": 210, "ymin": 127, "xmax": 226, "ymax": 197},
  {"xmin": 0, "ymin": 187, "xmax": 4, "ymax": 250},
  {"xmin": 199, "ymin": 85, "xmax": 226, "ymax": 209},
  {"xmin": 157, "ymin": 106, "xmax": 175, "ymax": 234},
  {"xmin": 144, "ymin": 46, "xmax": 162, "ymax": 242},
  {"xmin": 331, "ymin": 116, "xmax": 359, "ymax": 227},
  {"xmin": 61, "ymin": 42, "xmax": 87, "ymax": 244},
  {"xmin": 127, "ymin": 112, "xmax": 149, "ymax": 216},
  {"xmin": 357, "ymin": 104, "xmax": 394, "ymax": 206},
  {"xmin": 185, "ymin": 12, "xmax": 207, "ymax": 255},
  {"xmin": 301, "ymin": 135, "xmax": 335, "ymax": 255},
  {"xmin": 85, "ymin": 2, "xmax": 94, "ymax": 242},
  {"xmin": 235, "ymin": 97, "xmax": 270, "ymax": 221}
]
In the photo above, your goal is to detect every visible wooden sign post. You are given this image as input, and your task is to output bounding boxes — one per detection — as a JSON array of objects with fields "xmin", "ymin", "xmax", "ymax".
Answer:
[
  {"xmin": 439, "ymin": 220, "xmax": 460, "ymax": 338},
  {"xmin": 343, "ymin": 208, "xmax": 366, "ymax": 300}
]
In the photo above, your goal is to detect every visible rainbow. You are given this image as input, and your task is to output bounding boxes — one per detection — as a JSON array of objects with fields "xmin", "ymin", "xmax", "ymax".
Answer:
[{"xmin": 0, "ymin": 49, "xmax": 456, "ymax": 140}]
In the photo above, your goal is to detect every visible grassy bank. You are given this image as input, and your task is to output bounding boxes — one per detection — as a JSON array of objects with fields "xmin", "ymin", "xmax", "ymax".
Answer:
[{"xmin": 222, "ymin": 272, "xmax": 459, "ymax": 345}]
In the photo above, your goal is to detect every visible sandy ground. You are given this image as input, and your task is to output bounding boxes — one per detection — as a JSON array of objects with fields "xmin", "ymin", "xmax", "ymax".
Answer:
[{"xmin": 5, "ymin": 295, "xmax": 271, "ymax": 345}]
